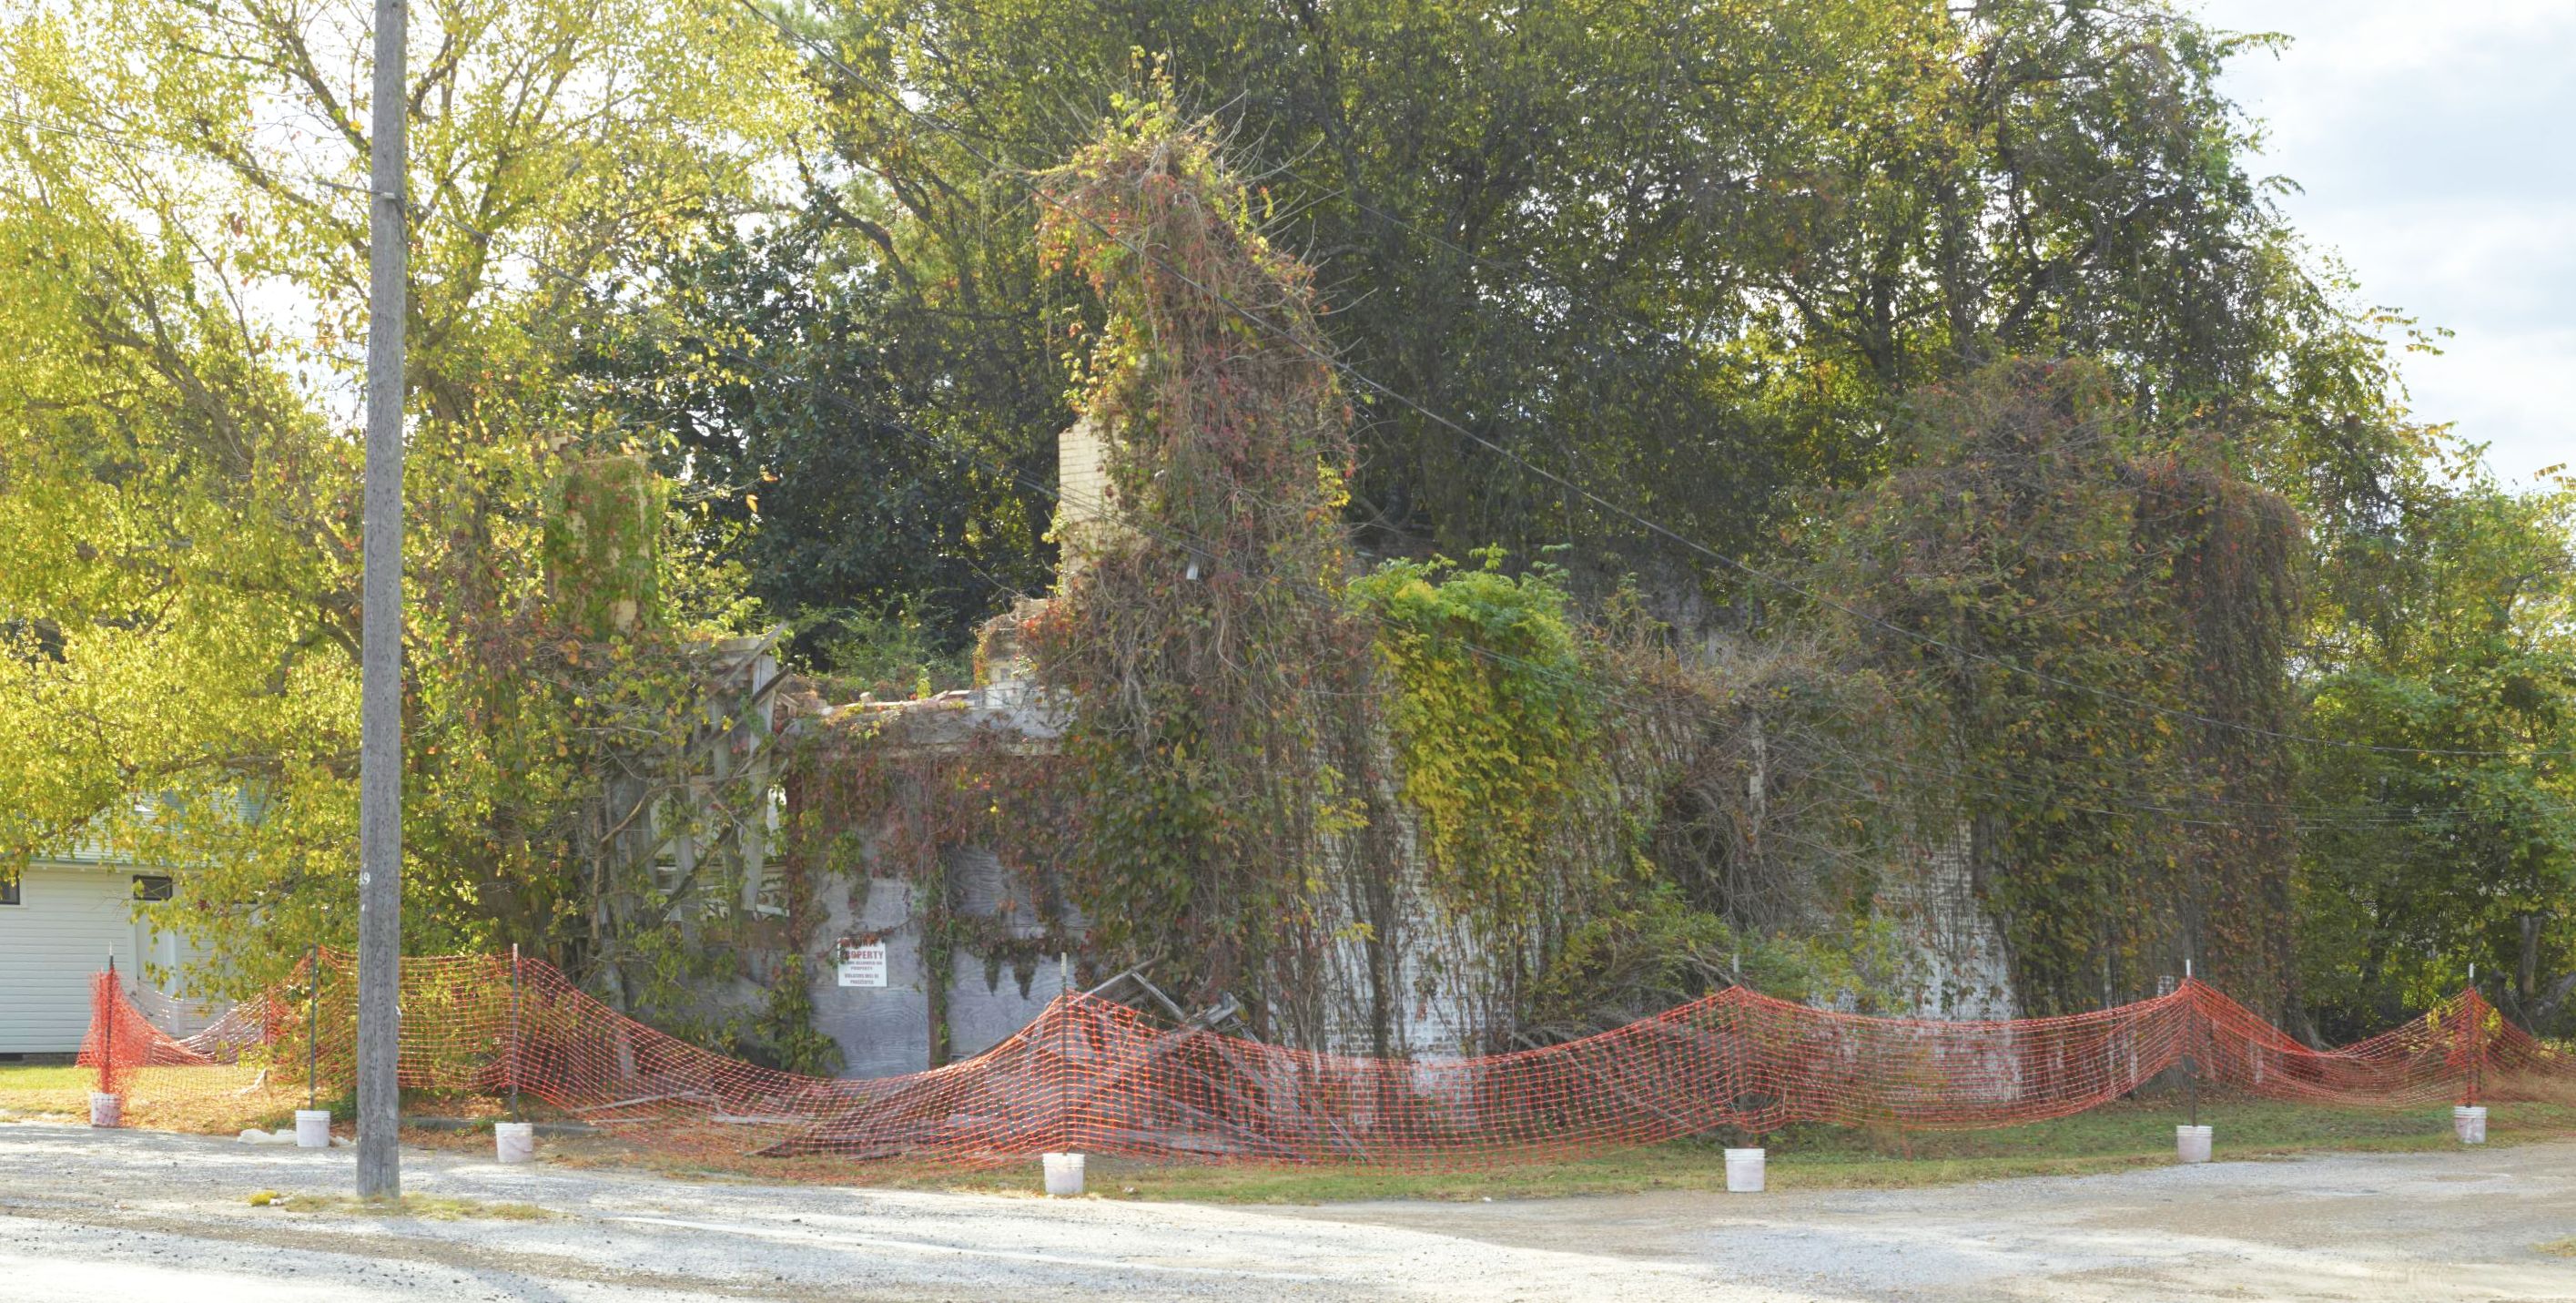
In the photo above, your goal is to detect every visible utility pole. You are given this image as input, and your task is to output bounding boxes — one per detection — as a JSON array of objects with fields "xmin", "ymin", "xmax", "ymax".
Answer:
[{"xmin": 355, "ymin": 0, "xmax": 409, "ymax": 1201}]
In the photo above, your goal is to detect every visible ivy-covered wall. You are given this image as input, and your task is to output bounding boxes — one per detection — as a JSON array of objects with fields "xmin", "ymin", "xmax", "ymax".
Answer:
[
  {"xmin": 766, "ymin": 99, "xmax": 2305, "ymax": 1072},
  {"xmin": 544, "ymin": 454, "xmax": 664, "ymax": 637}
]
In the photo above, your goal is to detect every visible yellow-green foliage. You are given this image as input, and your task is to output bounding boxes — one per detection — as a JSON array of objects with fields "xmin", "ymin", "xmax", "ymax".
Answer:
[
  {"xmin": 1520, "ymin": 884, "xmax": 1903, "ymax": 1040},
  {"xmin": 1352, "ymin": 551, "xmax": 1613, "ymax": 942},
  {"xmin": 544, "ymin": 456, "xmax": 666, "ymax": 638},
  {"xmin": 0, "ymin": 0, "xmax": 806, "ymax": 998}
]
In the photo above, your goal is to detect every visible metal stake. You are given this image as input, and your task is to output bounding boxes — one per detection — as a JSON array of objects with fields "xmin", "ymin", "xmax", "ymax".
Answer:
[
  {"xmin": 2183, "ymin": 958, "xmax": 2197, "ymax": 1129},
  {"xmin": 307, "ymin": 943, "xmax": 321, "ymax": 1109},
  {"xmin": 1057, "ymin": 952, "xmax": 1071, "ymax": 1153},
  {"xmin": 508, "ymin": 944, "xmax": 522, "ymax": 1121},
  {"xmin": 2468, "ymin": 963, "xmax": 2482, "ymax": 1108},
  {"xmin": 2187, "ymin": 1041, "xmax": 2199, "ymax": 1130},
  {"xmin": 100, "ymin": 954, "xmax": 115, "ymax": 1097}
]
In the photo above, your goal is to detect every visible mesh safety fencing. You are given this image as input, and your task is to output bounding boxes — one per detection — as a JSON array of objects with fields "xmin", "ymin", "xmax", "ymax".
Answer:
[{"xmin": 76, "ymin": 952, "xmax": 2559, "ymax": 1167}]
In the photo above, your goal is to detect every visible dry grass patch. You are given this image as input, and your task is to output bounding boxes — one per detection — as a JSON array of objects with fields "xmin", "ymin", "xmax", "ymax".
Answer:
[
  {"xmin": 388, "ymin": 1093, "xmax": 2576, "ymax": 1205},
  {"xmin": 21, "ymin": 1065, "xmax": 2571, "ymax": 1208},
  {"xmin": 0, "ymin": 1063, "xmax": 314, "ymax": 1133},
  {"xmin": 0, "ymin": 1064, "xmax": 92, "ymax": 1118},
  {"xmin": 255, "ymin": 1191, "xmax": 552, "ymax": 1221},
  {"xmin": 867, "ymin": 1094, "xmax": 2576, "ymax": 1203}
]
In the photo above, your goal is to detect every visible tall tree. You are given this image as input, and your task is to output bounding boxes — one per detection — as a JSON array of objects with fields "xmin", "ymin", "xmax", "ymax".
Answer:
[
  {"xmin": 0, "ymin": 0, "xmax": 805, "ymax": 993},
  {"xmin": 2297, "ymin": 453, "xmax": 2576, "ymax": 1037},
  {"xmin": 758, "ymin": 0, "xmax": 2404, "ymax": 625},
  {"xmin": 577, "ymin": 212, "xmax": 1055, "ymax": 665},
  {"xmin": 1809, "ymin": 359, "xmax": 2301, "ymax": 1014}
]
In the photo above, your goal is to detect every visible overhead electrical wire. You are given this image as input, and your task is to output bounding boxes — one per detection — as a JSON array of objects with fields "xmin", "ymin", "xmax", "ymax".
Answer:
[
  {"xmin": 8, "ymin": 62, "xmax": 2571, "ymax": 833},
  {"xmin": 726, "ymin": 2, "xmax": 2576, "ymax": 764}
]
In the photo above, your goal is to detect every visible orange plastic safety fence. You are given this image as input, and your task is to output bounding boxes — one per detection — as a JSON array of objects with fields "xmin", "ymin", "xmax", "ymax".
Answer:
[{"xmin": 78, "ymin": 955, "xmax": 2560, "ymax": 1166}]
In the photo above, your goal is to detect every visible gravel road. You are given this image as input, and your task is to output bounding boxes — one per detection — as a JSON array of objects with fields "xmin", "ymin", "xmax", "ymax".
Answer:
[{"xmin": 0, "ymin": 1120, "xmax": 2569, "ymax": 1300}]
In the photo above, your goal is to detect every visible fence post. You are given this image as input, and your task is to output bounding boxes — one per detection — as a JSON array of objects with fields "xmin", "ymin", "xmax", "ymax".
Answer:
[
  {"xmin": 2470, "ymin": 996, "xmax": 2484, "ymax": 1108},
  {"xmin": 99, "ymin": 954, "xmax": 116, "ymax": 1097},
  {"xmin": 2468, "ymin": 965, "xmax": 2484, "ymax": 1109},
  {"xmin": 1056, "ymin": 952, "xmax": 1070, "ymax": 1154},
  {"xmin": 2462, "ymin": 962, "xmax": 2483, "ymax": 1102},
  {"xmin": 2184, "ymin": 959, "xmax": 2197, "ymax": 1130},
  {"xmin": 307, "ymin": 944, "xmax": 321, "ymax": 1109},
  {"xmin": 509, "ymin": 944, "xmax": 522, "ymax": 1120}
]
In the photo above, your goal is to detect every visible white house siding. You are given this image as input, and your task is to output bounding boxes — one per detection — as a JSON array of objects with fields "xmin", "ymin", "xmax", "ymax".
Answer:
[{"xmin": 0, "ymin": 863, "xmax": 201, "ymax": 1054}]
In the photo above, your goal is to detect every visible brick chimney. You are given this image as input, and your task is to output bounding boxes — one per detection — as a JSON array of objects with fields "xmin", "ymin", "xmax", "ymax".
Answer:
[{"xmin": 1052, "ymin": 413, "xmax": 1121, "ymax": 585}]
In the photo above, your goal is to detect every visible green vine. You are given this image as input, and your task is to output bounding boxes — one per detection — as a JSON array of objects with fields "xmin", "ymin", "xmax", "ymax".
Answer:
[
  {"xmin": 1811, "ymin": 359, "xmax": 2302, "ymax": 1014},
  {"xmin": 1351, "ymin": 550, "xmax": 1620, "ymax": 952},
  {"xmin": 1020, "ymin": 76, "xmax": 1379, "ymax": 1040},
  {"xmin": 736, "ymin": 952, "xmax": 844, "ymax": 1076},
  {"xmin": 779, "ymin": 86, "xmax": 1906, "ymax": 1052}
]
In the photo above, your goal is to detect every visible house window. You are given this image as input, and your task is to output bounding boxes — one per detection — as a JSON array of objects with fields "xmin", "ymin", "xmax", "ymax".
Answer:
[
  {"xmin": 132, "ymin": 875, "xmax": 174, "ymax": 902},
  {"xmin": 0, "ymin": 877, "xmax": 17, "ymax": 906}
]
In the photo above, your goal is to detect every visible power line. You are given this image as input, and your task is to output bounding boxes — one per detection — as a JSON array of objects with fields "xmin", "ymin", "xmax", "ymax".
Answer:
[
  {"xmin": 0, "ymin": 109, "xmax": 175, "ymax": 155},
  {"xmin": 0, "ymin": 65, "xmax": 2484, "ymax": 775},
  {"xmin": 14, "ymin": 80, "xmax": 2573, "ymax": 830},
  {"xmin": 691, "ymin": 10, "xmax": 2576, "ymax": 833},
  {"xmin": 2, "ymin": 102, "xmax": 1547, "ymax": 718},
  {"xmin": 516, "ymin": 219, "xmax": 2571, "ymax": 831},
  {"xmin": 735, "ymin": 5, "xmax": 2576, "ymax": 764}
]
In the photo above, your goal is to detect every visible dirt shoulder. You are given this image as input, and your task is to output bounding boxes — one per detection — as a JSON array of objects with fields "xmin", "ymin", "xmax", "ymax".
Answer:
[
  {"xmin": 2, "ymin": 1119, "xmax": 2571, "ymax": 1300},
  {"xmin": 1281, "ymin": 1142, "xmax": 2576, "ymax": 1300}
]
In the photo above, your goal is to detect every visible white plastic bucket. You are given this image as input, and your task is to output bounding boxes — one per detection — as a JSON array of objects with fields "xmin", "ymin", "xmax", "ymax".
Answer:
[
  {"xmin": 294, "ymin": 1109, "xmax": 332, "ymax": 1149},
  {"xmin": 1042, "ymin": 1151, "xmax": 1085, "ymax": 1197},
  {"xmin": 2175, "ymin": 1124, "xmax": 2212, "ymax": 1164},
  {"xmin": 2454, "ymin": 1105, "xmax": 2488, "ymax": 1145},
  {"xmin": 495, "ymin": 1121, "xmax": 535, "ymax": 1164},
  {"xmin": 1724, "ymin": 1146, "xmax": 1766, "ymax": 1193},
  {"xmin": 88, "ymin": 1092, "xmax": 121, "ymax": 1129}
]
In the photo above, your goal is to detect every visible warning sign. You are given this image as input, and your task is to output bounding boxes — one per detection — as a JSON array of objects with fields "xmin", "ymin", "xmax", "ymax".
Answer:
[{"xmin": 837, "ymin": 942, "xmax": 888, "ymax": 988}]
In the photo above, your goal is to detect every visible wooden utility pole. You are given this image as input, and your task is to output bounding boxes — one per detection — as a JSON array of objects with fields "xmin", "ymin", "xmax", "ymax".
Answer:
[{"xmin": 355, "ymin": 0, "xmax": 409, "ymax": 1201}]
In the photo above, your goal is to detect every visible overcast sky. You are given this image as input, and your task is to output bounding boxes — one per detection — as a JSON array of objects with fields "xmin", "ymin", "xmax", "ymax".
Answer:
[{"xmin": 2204, "ymin": 1, "xmax": 2573, "ymax": 485}]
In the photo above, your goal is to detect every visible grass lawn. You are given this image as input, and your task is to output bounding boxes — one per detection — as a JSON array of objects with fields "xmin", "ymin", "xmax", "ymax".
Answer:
[
  {"xmin": 908, "ymin": 1094, "xmax": 2576, "ymax": 1203},
  {"xmin": 439, "ymin": 1089, "xmax": 2576, "ymax": 1204},
  {"xmin": 0, "ymin": 1062, "xmax": 319, "ymax": 1132},
  {"xmin": 0, "ymin": 1064, "xmax": 93, "ymax": 1117}
]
